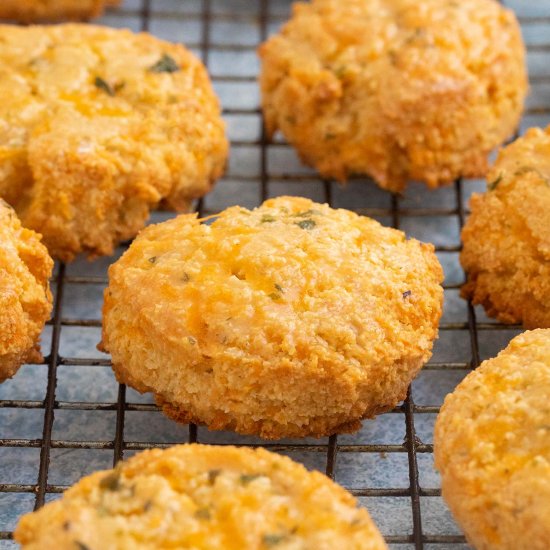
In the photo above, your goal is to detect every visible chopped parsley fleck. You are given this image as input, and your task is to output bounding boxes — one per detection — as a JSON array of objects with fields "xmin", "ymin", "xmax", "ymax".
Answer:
[
  {"xmin": 292, "ymin": 209, "xmax": 320, "ymax": 218},
  {"xmin": 296, "ymin": 219, "xmax": 316, "ymax": 230},
  {"xmin": 240, "ymin": 473, "xmax": 262, "ymax": 485},
  {"xmin": 75, "ymin": 542, "xmax": 91, "ymax": 550},
  {"xmin": 488, "ymin": 173, "xmax": 503, "ymax": 191},
  {"xmin": 94, "ymin": 76, "xmax": 115, "ymax": 97},
  {"xmin": 149, "ymin": 54, "xmax": 180, "ymax": 73},
  {"xmin": 402, "ymin": 290, "xmax": 412, "ymax": 299},
  {"xmin": 268, "ymin": 293, "xmax": 281, "ymax": 301},
  {"xmin": 334, "ymin": 65, "xmax": 347, "ymax": 78},
  {"xmin": 261, "ymin": 215, "xmax": 276, "ymax": 223},
  {"xmin": 195, "ymin": 507, "xmax": 211, "ymax": 520},
  {"xmin": 274, "ymin": 284, "xmax": 284, "ymax": 293},
  {"xmin": 208, "ymin": 469, "xmax": 221, "ymax": 484},
  {"xmin": 263, "ymin": 534, "xmax": 287, "ymax": 546},
  {"xmin": 148, "ymin": 256, "xmax": 157, "ymax": 264},
  {"xmin": 99, "ymin": 470, "xmax": 121, "ymax": 492}
]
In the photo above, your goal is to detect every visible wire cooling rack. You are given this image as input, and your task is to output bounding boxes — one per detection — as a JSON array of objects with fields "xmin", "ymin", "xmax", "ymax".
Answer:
[{"xmin": 1, "ymin": 1, "xmax": 549, "ymax": 548}]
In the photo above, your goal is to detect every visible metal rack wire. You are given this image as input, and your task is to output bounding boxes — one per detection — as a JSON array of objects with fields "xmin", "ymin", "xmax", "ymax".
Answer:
[{"xmin": 0, "ymin": 1, "xmax": 547, "ymax": 548}]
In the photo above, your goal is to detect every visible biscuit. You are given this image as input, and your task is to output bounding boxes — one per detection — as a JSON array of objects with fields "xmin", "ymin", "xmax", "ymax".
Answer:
[
  {"xmin": 0, "ymin": 200, "xmax": 53, "ymax": 382},
  {"xmin": 434, "ymin": 329, "xmax": 550, "ymax": 550},
  {"xmin": 259, "ymin": 0, "xmax": 527, "ymax": 192},
  {"xmin": 0, "ymin": 24, "xmax": 228, "ymax": 262},
  {"xmin": 461, "ymin": 127, "xmax": 550, "ymax": 328},
  {"xmin": 100, "ymin": 196, "xmax": 443, "ymax": 439},
  {"xmin": 0, "ymin": 1, "xmax": 120, "ymax": 23},
  {"xmin": 15, "ymin": 444, "xmax": 387, "ymax": 550}
]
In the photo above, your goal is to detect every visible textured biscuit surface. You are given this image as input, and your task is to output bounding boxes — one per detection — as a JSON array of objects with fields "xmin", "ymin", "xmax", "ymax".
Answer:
[
  {"xmin": 259, "ymin": 0, "xmax": 527, "ymax": 192},
  {"xmin": 101, "ymin": 196, "xmax": 443, "ymax": 439},
  {"xmin": 434, "ymin": 329, "xmax": 550, "ymax": 550},
  {"xmin": 0, "ymin": 0, "xmax": 120, "ymax": 22},
  {"xmin": 461, "ymin": 126, "xmax": 550, "ymax": 328},
  {"xmin": 0, "ymin": 200, "xmax": 52, "ymax": 382},
  {"xmin": 15, "ymin": 444, "xmax": 388, "ymax": 550},
  {"xmin": 0, "ymin": 24, "xmax": 227, "ymax": 261}
]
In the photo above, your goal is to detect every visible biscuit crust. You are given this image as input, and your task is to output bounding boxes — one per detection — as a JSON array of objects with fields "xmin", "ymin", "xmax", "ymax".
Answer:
[
  {"xmin": 461, "ymin": 127, "xmax": 550, "ymax": 328},
  {"xmin": 434, "ymin": 329, "xmax": 550, "ymax": 550},
  {"xmin": 259, "ymin": 0, "xmax": 527, "ymax": 192},
  {"xmin": 0, "ymin": 200, "xmax": 52, "ymax": 382},
  {"xmin": 0, "ymin": 0, "xmax": 120, "ymax": 22},
  {"xmin": 101, "ymin": 196, "xmax": 443, "ymax": 439},
  {"xmin": 15, "ymin": 444, "xmax": 388, "ymax": 550},
  {"xmin": 0, "ymin": 24, "xmax": 227, "ymax": 261}
]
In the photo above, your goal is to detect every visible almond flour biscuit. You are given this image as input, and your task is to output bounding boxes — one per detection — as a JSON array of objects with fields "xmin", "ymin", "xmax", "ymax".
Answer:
[
  {"xmin": 259, "ymin": 0, "xmax": 527, "ymax": 192},
  {"xmin": 461, "ymin": 127, "xmax": 550, "ymax": 328},
  {"xmin": 434, "ymin": 329, "xmax": 550, "ymax": 550},
  {"xmin": 15, "ymin": 444, "xmax": 387, "ymax": 550},
  {"xmin": 100, "ymin": 196, "xmax": 443, "ymax": 439},
  {"xmin": 0, "ymin": 200, "xmax": 53, "ymax": 382},
  {"xmin": 0, "ymin": 24, "xmax": 228, "ymax": 262},
  {"xmin": 0, "ymin": 0, "xmax": 121, "ymax": 22}
]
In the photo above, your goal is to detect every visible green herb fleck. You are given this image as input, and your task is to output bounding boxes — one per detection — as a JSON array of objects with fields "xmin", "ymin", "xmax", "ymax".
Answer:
[
  {"xmin": 195, "ymin": 507, "xmax": 211, "ymax": 520},
  {"xmin": 324, "ymin": 132, "xmax": 336, "ymax": 140},
  {"xmin": 182, "ymin": 272, "xmax": 190, "ymax": 282},
  {"xmin": 240, "ymin": 473, "xmax": 262, "ymax": 485},
  {"xmin": 488, "ymin": 173, "xmax": 503, "ymax": 191},
  {"xmin": 75, "ymin": 542, "xmax": 91, "ymax": 550},
  {"xmin": 114, "ymin": 81, "xmax": 126, "ymax": 93},
  {"xmin": 402, "ymin": 290, "xmax": 412, "ymax": 299},
  {"xmin": 514, "ymin": 166, "xmax": 550, "ymax": 185},
  {"xmin": 208, "ymin": 469, "xmax": 221, "ymax": 484},
  {"xmin": 274, "ymin": 284, "xmax": 284, "ymax": 293},
  {"xmin": 149, "ymin": 54, "xmax": 180, "ymax": 73},
  {"xmin": 148, "ymin": 256, "xmax": 157, "ymax": 264},
  {"xmin": 292, "ymin": 209, "xmax": 320, "ymax": 218},
  {"xmin": 268, "ymin": 293, "xmax": 281, "ymax": 301},
  {"xmin": 143, "ymin": 500, "xmax": 152, "ymax": 512},
  {"xmin": 94, "ymin": 76, "xmax": 115, "ymax": 96},
  {"xmin": 261, "ymin": 215, "xmax": 276, "ymax": 223},
  {"xmin": 335, "ymin": 65, "xmax": 347, "ymax": 78},
  {"xmin": 263, "ymin": 534, "xmax": 287, "ymax": 546},
  {"xmin": 99, "ymin": 470, "xmax": 121, "ymax": 492},
  {"xmin": 296, "ymin": 219, "xmax": 316, "ymax": 230}
]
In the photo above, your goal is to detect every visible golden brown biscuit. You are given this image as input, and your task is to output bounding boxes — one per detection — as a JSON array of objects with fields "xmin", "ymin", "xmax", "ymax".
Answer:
[
  {"xmin": 15, "ymin": 444, "xmax": 388, "ymax": 550},
  {"xmin": 461, "ymin": 127, "xmax": 550, "ymax": 328},
  {"xmin": 101, "ymin": 196, "xmax": 443, "ymax": 439},
  {"xmin": 259, "ymin": 0, "xmax": 527, "ymax": 192},
  {"xmin": 0, "ymin": 24, "xmax": 228, "ymax": 262},
  {"xmin": 0, "ymin": 200, "xmax": 53, "ymax": 382},
  {"xmin": 0, "ymin": 0, "xmax": 121, "ymax": 22},
  {"xmin": 434, "ymin": 329, "xmax": 550, "ymax": 550}
]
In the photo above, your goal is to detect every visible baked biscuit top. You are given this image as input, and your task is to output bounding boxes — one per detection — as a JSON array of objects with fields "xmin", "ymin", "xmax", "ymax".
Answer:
[
  {"xmin": 259, "ymin": 0, "xmax": 526, "ymax": 190},
  {"xmin": 0, "ymin": 24, "xmax": 227, "ymax": 260},
  {"xmin": 15, "ymin": 444, "xmax": 388, "ymax": 550}
]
